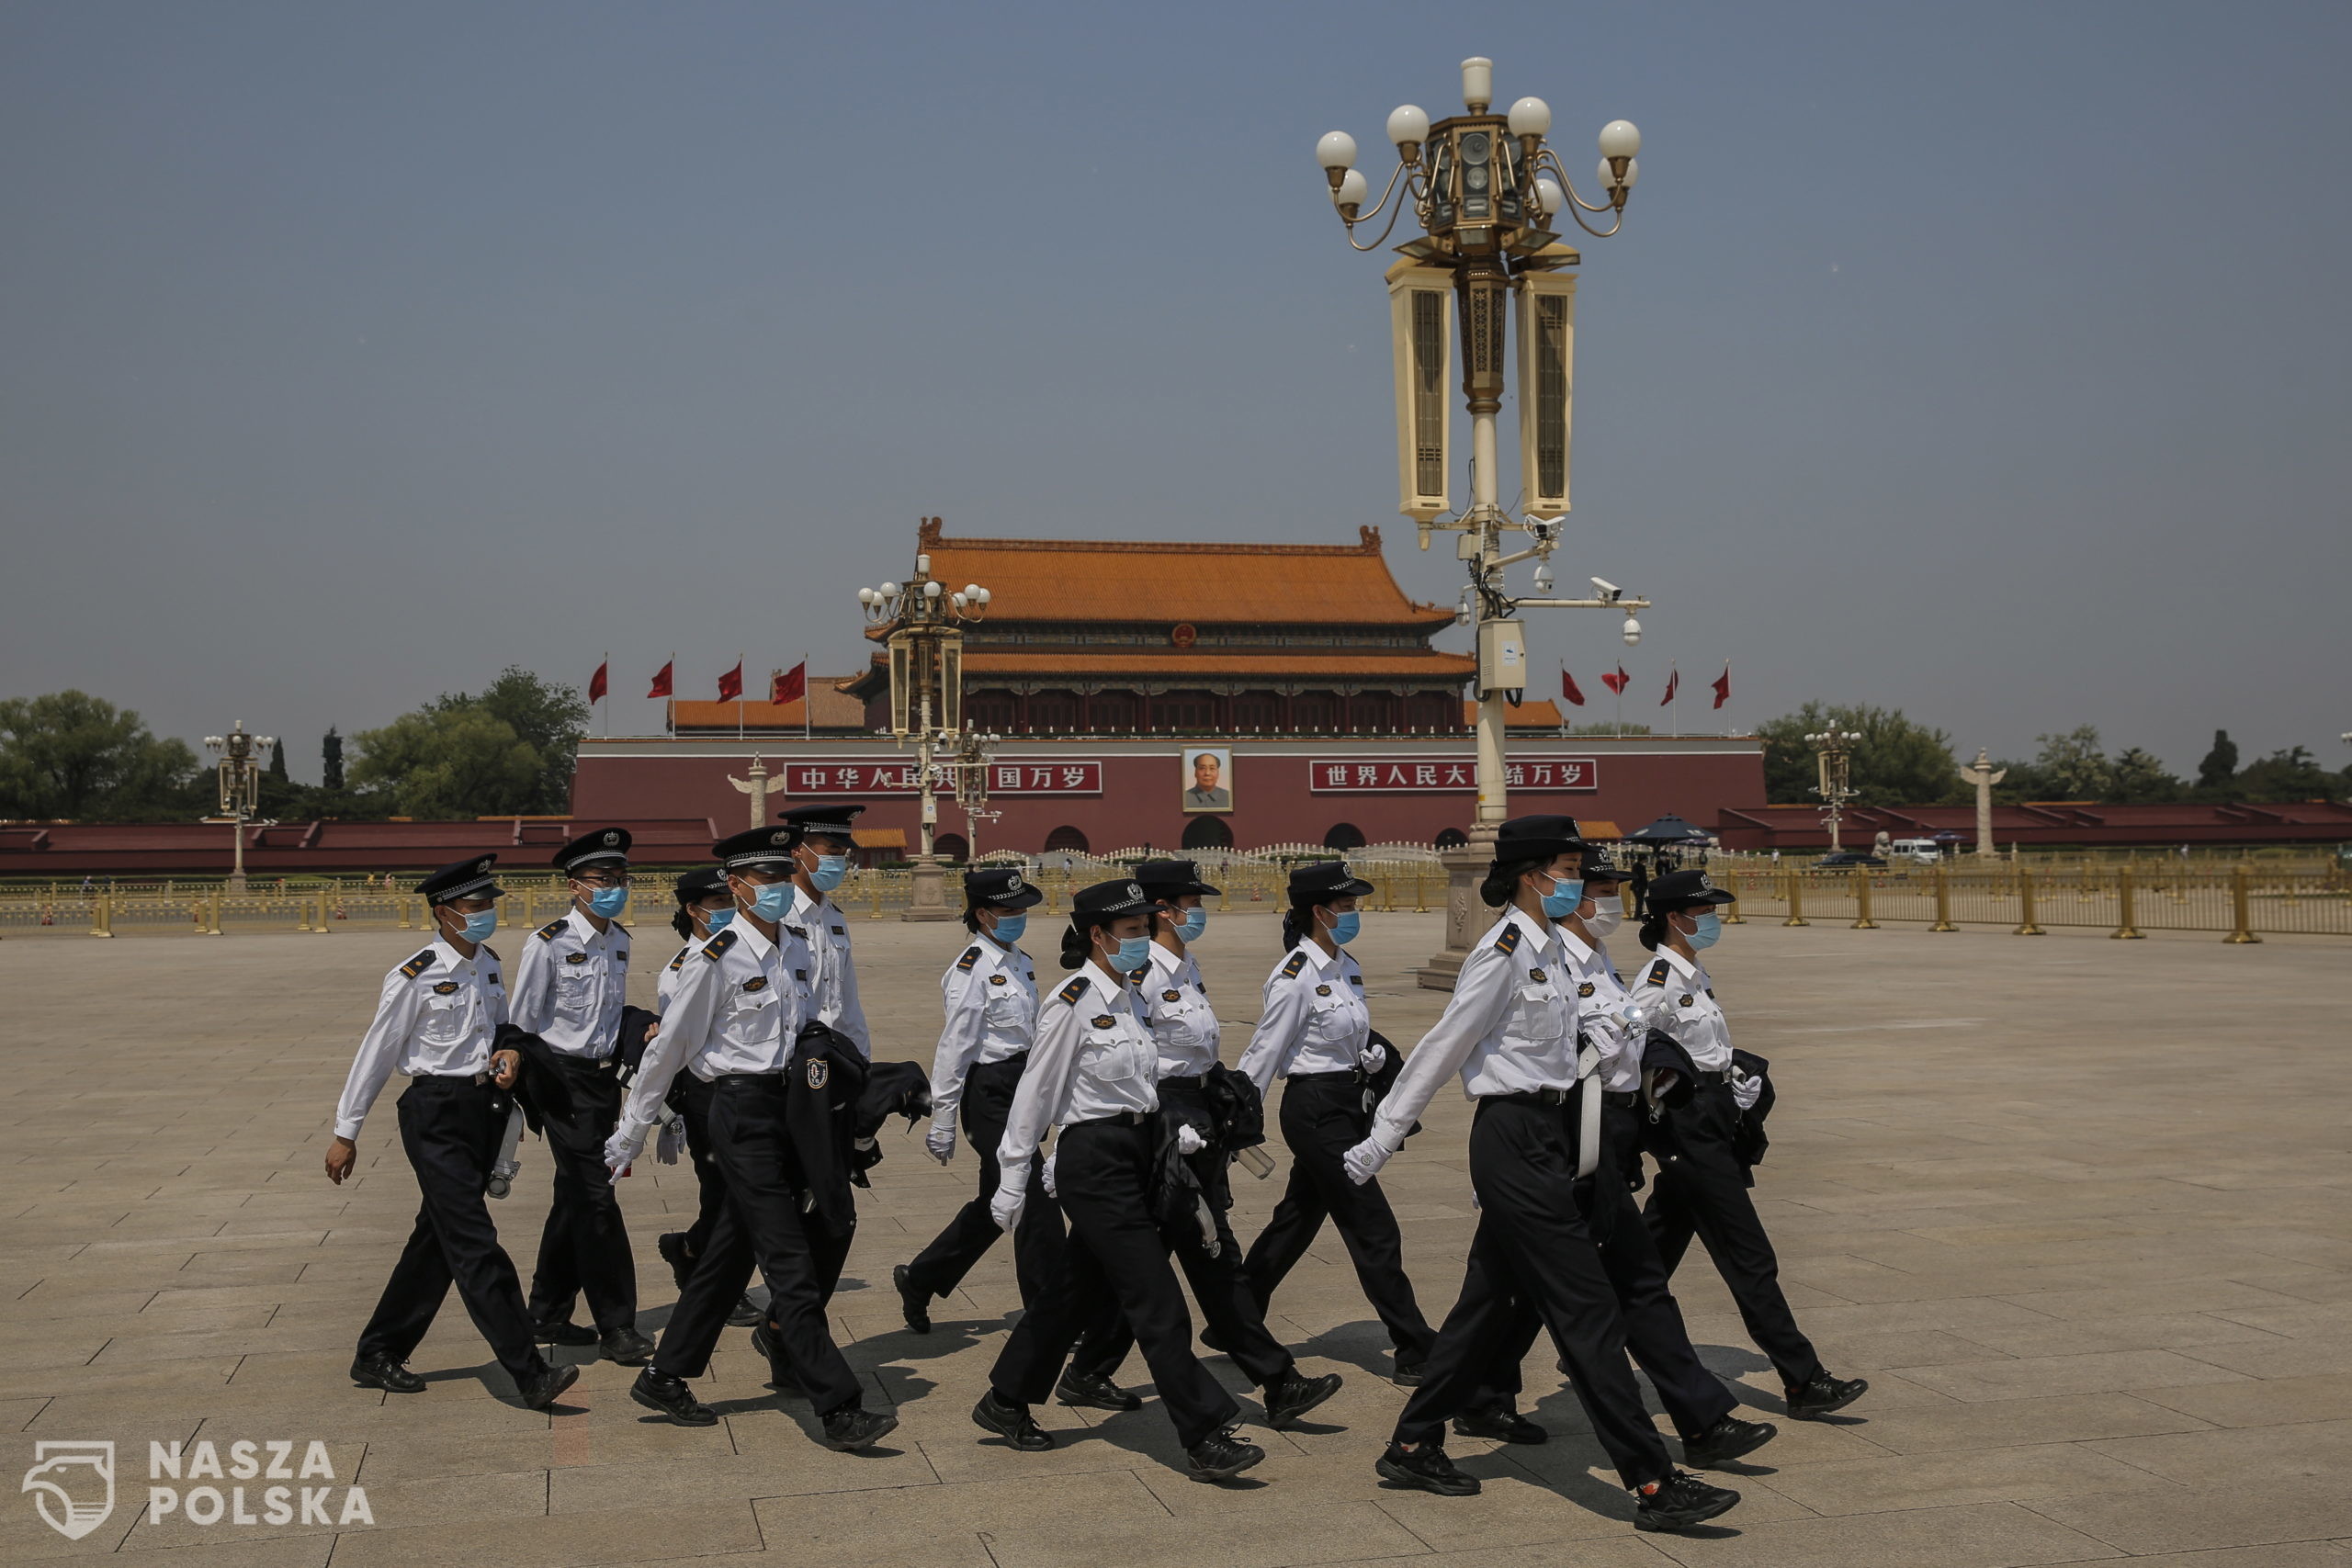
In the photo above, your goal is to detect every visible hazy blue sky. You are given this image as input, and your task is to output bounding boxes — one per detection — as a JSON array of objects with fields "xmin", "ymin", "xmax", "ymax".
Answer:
[{"xmin": 5, "ymin": 1, "xmax": 2346, "ymax": 784}]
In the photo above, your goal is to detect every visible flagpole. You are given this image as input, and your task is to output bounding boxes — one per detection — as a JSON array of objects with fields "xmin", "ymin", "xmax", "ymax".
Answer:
[
  {"xmin": 602, "ymin": 650, "xmax": 610, "ymax": 738},
  {"xmin": 1672, "ymin": 662, "xmax": 1680, "ymax": 739},
  {"xmin": 737, "ymin": 652, "xmax": 745, "ymax": 741},
  {"xmin": 802, "ymin": 654, "xmax": 810, "ymax": 741},
  {"xmin": 667, "ymin": 652, "xmax": 675, "ymax": 739}
]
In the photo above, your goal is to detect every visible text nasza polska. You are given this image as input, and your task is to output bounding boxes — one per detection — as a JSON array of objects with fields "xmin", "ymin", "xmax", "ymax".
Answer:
[{"xmin": 144, "ymin": 1440, "xmax": 372, "ymax": 1527}]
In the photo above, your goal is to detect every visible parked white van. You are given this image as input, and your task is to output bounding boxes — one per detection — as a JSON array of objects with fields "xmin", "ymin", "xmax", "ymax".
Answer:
[{"xmin": 1887, "ymin": 839, "xmax": 1943, "ymax": 864}]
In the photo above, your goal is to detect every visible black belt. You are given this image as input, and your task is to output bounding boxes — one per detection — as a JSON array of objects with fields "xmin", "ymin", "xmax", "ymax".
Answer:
[
  {"xmin": 413, "ymin": 1071, "xmax": 493, "ymax": 1087},
  {"xmin": 1287, "ymin": 1070, "xmax": 1357, "ymax": 1085},
  {"xmin": 1487, "ymin": 1086, "xmax": 1579, "ymax": 1107},
  {"xmin": 1159, "ymin": 1073, "xmax": 1204, "ymax": 1091},
  {"xmin": 1690, "ymin": 1069, "xmax": 1734, "ymax": 1086},
  {"xmin": 1066, "ymin": 1110, "xmax": 1151, "ymax": 1128},
  {"xmin": 1603, "ymin": 1089, "xmax": 1640, "ymax": 1108},
  {"xmin": 710, "ymin": 1070, "xmax": 787, "ymax": 1086}
]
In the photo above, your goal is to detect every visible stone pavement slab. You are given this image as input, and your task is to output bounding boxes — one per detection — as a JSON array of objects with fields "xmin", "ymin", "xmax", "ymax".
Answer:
[{"xmin": 3, "ymin": 914, "xmax": 2347, "ymax": 1564}]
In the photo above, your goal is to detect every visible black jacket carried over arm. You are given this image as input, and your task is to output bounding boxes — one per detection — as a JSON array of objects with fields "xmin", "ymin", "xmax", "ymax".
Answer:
[
  {"xmin": 1728, "ymin": 1046, "xmax": 1775, "ymax": 1169},
  {"xmin": 784, "ymin": 1023, "xmax": 870, "ymax": 1235}
]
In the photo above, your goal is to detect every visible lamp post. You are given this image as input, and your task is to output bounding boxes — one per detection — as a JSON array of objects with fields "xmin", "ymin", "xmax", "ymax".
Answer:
[
  {"xmin": 1805, "ymin": 729, "xmax": 1864, "ymax": 853},
  {"xmin": 858, "ymin": 539, "xmax": 990, "ymax": 920},
  {"xmin": 1316, "ymin": 57, "xmax": 1654, "ymax": 989},
  {"xmin": 202, "ymin": 721, "xmax": 273, "ymax": 893},
  {"xmin": 950, "ymin": 729, "xmax": 1005, "ymax": 863}
]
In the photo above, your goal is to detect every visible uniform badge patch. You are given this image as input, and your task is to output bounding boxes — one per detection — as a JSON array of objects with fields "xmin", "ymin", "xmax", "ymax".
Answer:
[
  {"xmin": 1163, "ymin": 988, "xmax": 1182, "ymax": 1001},
  {"xmin": 1527, "ymin": 967, "xmax": 1548, "ymax": 984},
  {"xmin": 742, "ymin": 976, "xmax": 769, "ymax": 992},
  {"xmin": 1348, "ymin": 974, "xmax": 1363, "ymax": 987},
  {"xmin": 1315, "ymin": 984, "xmax": 1333, "ymax": 997},
  {"xmin": 807, "ymin": 1058, "xmax": 829, "ymax": 1089},
  {"xmin": 1577, "ymin": 982, "xmax": 1596, "ymax": 998},
  {"xmin": 1679, "ymin": 994, "xmax": 1695, "ymax": 1007},
  {"xmin": 1706, "ymin": 987, "xmax": 1716, "ymax": 998},
  {"xmin": 1091, "ymin": 1014, "xmax": 1116, "ymax": 1029},
  {"xmin": 433, "ymin": 981, "xmax": 459, "ymax": 995},
  {"xmin": 1494, "ymin": 924, "xmax": 1523, "ymax": 954},
  {"xmin": 989, "ymin": 974, "xmax": 1009, "ymax": 986},
  {"xmin": 795, "ymin": 969, "xmax": 808, "ymax": 982},
  {"xmin": 564, "ymin": 951, "xmax": 589, "ymax": 964},
  {"xmin": 831, "ymin": 925, "xmax": 845, "ymax": 936}
]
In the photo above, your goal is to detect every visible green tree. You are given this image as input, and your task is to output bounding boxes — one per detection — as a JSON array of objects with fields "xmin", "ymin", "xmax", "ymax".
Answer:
[
  {"xmin": 321, "ymin": 728, "xmax": 345, "ymax": 791},
  {"xmin": 432, "ymin": 667, "xmax": 587, "ymax": 816},
  {"xmin": 0, "ymin": 691, "xmax": 203, "ymax": 820},
  {"xmin": 2234, "ymin": 745, "xmax": 2346, "ymax": 804},
  {"xmin": 2109, "ymin": 747, "xmax": 2184, "ymax": 804},
  {"xmin": 2030, "ymin": 726, "xmax": 2115, "ymax": 800},
  {"xmin": 266, "ymin": 737, "xmax": 288, "ymax": 781},
  {"xmin": 1756, "ymin": 703, "xmax": 1959, "ymax": 807},
  {"xmin": 349, "ymin": 707, "xmax": 542, "ymax": 819},
  {"xmin": 2196, "ymin": 729, "xmax": 2238, "ymax": 790}
]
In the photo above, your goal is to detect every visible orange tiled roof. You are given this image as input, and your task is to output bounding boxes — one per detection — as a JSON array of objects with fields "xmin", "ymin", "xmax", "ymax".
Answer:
[
  {"xmin": 1464, "ymin": 697, "xmax": 1565, "ymax": 728},
  {"xmin": 886, "ymin": 520, "xmax": 1458, "ymax": 629},
  {"xmin": 965, "ymin": 650, "xmax": 1474, "ymax": 680},
  {"xmin": 672, "ymin": 679, "xmax": 868, "ymax": 730}
]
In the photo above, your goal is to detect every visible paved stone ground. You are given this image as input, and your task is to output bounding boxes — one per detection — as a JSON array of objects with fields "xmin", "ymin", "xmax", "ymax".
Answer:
[{"xmin": 3, "ymin": 911, "xmax": 2348, "ymax": 1567}]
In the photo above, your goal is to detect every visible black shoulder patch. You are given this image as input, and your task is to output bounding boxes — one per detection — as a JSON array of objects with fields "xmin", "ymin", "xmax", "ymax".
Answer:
[
  {"xmin": 399, "ymin": 948, "xmax": 435, "ymax": 978},
  {"xmin": 956, "ymin": 946, "xmax": 981, "ymax": 972},
  {"xmin": 1056, "ymin": 975, "xmax": 1088, "ymax": 1005},
  {"xmin": 1494, "ymin": 924, "xmax": 1523, "ymax": 954},
  {"xmin": 1280, "ymin": 951, "xmax": 1308, "ymax": 979},
  {"xmin": 480, "ymin": 943, "xmax": 499, "ymax": 962},
  {"xmin": 666, "ymin": 948, "xmax": 686, "ymax": 973},
  {"xmin": 537, "ymin": 919, "xmax": 567, "ymax": 942},
  {"xmin": 1645, "ymin": 958, "xmax": 1671, "ymax": 987},
  {"xmin": 701, "ymin": 929, "xmax": 740, "ymax": 961}
]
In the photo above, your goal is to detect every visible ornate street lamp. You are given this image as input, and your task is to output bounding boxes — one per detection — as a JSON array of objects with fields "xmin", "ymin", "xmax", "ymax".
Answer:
[
  {"xmin": 1316, "ymin": 57, "xmax": 1654, "ymax": 988},
  {"xmin": 1805, "ymin": 729, "xmax": 1865, "ymax": 854},
  {"xmin": 857, "ymin": 538, "xmax": 991, "ymax": 919},
  {"xmin": 202, "ymin": 721, "xmax": 274, "ymax": 893}
]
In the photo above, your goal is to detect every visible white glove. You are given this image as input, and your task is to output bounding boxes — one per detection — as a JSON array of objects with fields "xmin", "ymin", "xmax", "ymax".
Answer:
[
  {"xmin": 1040, "ymin": 1152, "xmax": 1057, "ymax": 1197},
  {"xmin": 925, "ymin": 1122, "xmax": 957, "ymax": 1164},
  {"xmin": 1342, "ymin": 1137, "xmax": 1393, "ymax": 1186},
  {"xmin": 989, "ymin": 1175, "xmax": 1027, "ymax": 1233},
  {"xmin": 1175, "ymin": 1124, "xmax": 1206, "ymax": 1156},
  {"xmin": 654, "ymin": 1109, "xmax": 684, "ymax": 1166},
  {"xmin": 1357, "ymin": 1043, "xmax": 1387, "ymax": 1074},
  {"xmin": 603, "ymin": 1122, "xmax": 649, "ymax": 1179},
  {"xmin": 1732, "ymin": 1070, "xmax": 1763, "ymax": 1111}
]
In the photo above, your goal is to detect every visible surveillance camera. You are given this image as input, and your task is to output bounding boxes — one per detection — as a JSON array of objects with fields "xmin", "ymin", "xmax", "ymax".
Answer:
[{"xmin": 1590, "ymin": 576, "xmax": 1621, "ymax": 600}]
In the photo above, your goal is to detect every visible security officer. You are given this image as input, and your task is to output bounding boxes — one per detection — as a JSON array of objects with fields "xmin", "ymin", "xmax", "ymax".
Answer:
[
  {"xmin": 971, "ymin": 878, "xmax": 1266, "ymax": 1483},
  {"xmin": 1634, "ymin": 868, "xmax": 1868, "ymax": 1422},
  {"xmin": 775, "ymin": 803, "xmax": 871, "ymax": 1057},
  {"xmin": 653, "ymin": 866, "xmax": 763, "ymax": 1329},
  {"xmin": 325, "ymin": 855, "xmax": 579, "ymax": 1410},
  {"xmin": 604, "ymin": 826, "xmax": 895, "ymax": 1450},
  {"xmin": 1235, "ymin": 860, "xmax": 1436, "ymax": 1385},
  {"xmin": 508, "ymin": 826, "xmax": 652, "ymax": 1365},
  {"xmin": 1340, "ymin": 818, "xmax": 1740, "ymax": 1533},
  {"xmin": 1132, "ymin": 858, "xmax": 1341, "ymax": 1426},
  {"xmin": 1461, "ymin": 840, "xmax": 1778, "ymax": 1467}
]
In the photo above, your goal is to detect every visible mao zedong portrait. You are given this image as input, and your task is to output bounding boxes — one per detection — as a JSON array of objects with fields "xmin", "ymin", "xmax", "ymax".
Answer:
[{"xmin": 1183, "ymin": 750, "xmax": 1232, "ymax": 812}]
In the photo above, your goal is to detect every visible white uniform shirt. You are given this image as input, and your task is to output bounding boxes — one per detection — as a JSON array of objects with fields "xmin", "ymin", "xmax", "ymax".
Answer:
[
  {"xmin": 509, "ymin": 906, "xmax": 631, "ymax": 1058},
  {"xmin": 930, "ymin": 933, "xmax": 1036, "ymax": 1126},
  {"xmin": 332, "ymin": 937, "xmax": 508, "ymax": 1140},
  {"xmin": 655, "ymin": 935, "xmax": 698, "ymax": 1015},
  {"xmin": 1563, "ymin": 928, "xmax": 1641, "ymax": 1093},
  {"xmin": 1136, "ymin": 941, "xmax": 1221, "ymax": 1079},
  {"xmin": 995, "ymin": 961, "xmax": 1158, "ymax": 1175},
  {"xmin": 1629, "ymin": 945, "xmax": 1733, "ymax": 1072},
  {"xmin": 1373, "ymin": 908, "xmax": 1587, "ymax": 1145},
  {"xmin": 791, "ymin": 886, "xmax": 870, "ymax": 1057},
  {"xmin": 1236, "ymin": 940, "xmax": 1370, "ymax": 1100},
  {"xmin": 616, "ymin": 919, "xmax": 814, "ymax": 1138}
]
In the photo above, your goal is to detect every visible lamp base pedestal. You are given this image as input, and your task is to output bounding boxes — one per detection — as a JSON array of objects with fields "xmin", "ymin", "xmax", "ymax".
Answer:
[
  {"xmin": 1414, "ymin": 836, "xmax": 1495, "ymax": 991},
  {"xmin": 900, "ymin": 855, "xmax": 956, "ymax": 922}
]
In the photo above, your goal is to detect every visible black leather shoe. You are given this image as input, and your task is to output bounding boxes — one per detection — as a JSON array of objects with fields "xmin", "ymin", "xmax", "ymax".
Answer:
[
  {"xmin": 1392, "ymin": 1358, "xmax": 1424, "ymax": 1387},
  {"xmin": 517, "ymin": 1359, "xmax": 582, "ymax": 1412},
  {"xmin": 820, "ymin": 1405, "xmax": 899, "ymax": 1450},
  {"xmin": 1376, "ymin": 1441, "xmax": 1480, "ymax": 1496},
  {"xmin": 349, "ymin": 1355, "xmax": 424, "ymax": 1393},
  {"xmin": 629, "ymin": 1369, "xmax": 718, "ymax": 1426},
  {"xmin": 727, "ymin": 1292, "xmax": 763, "ymax": 1328},
  {"xmin": 600, "ymin": 1327, "xmax": 655, "ymax": 1366},
  {"xmin": 1185, "ymin": 1427, "xmax": 1264, "ymax": 1483},
  {"xmin": 893, "ymin": 1264, "xmax": 932, "ymax": 1335},
  {"xmin": 1634, "ymin": 1470, "xmax": 1740, "ymax": 1532},
  {"xmin": 1263, "ymin": 1371, "xmax": 1343, "ymax": 1429},
  {"xmin": 656, "ymin": 1231, "xmax": 695, "ymax": 1292},
  {"xmin": 1057, "ymin": 1368, "xmax": 1141, "ymax": 1411},
  {"xmin": 1451, "ymin": 1404, "xmax": 1547, "ymax": 1445},
  {"xmin": 534, "ymin": 1319, "xmax": 600, "ymax": 1347},
  {"xmin": 1786, "ymin": 1372, "xmax": 1868, "ymax": 1420},
  {"xmin": 1682, "ymin": 1415, "xmax": 1776, "ymax": 1467},
  {"xmin": 972, "ymin": 1389, "xmax": 1054, "ymax": 1450}
]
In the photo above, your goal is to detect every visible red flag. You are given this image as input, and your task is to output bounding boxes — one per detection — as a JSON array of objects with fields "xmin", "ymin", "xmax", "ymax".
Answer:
[
  {"xmin": 646, "ymin": 660, "xmax": 673, "ymax": 700},
  {"xmin": 717, "ymin": 660, "xmax": 743, "ymax": 703},
  {"xmin": 1560, "ymin": 665, "xmax": 1585, "ymax": 706},
  {"xmin": 1660, "ymin": 667, "xmax": 1679, "ymax": 706},
  {"xmin": 586, "ymin": 660, "xmax": 608, "ymax": 705},
  {"xmin": 1600, "ymin": 666, "xmax": 1629, "ymax": 695},
  {"xmin": 772, "ymin": 660, "xmax": 807, "ymax": 706},
  {"xmin": 1711, "ymin": 662, "xmax": 1731, "ymax": 710}
]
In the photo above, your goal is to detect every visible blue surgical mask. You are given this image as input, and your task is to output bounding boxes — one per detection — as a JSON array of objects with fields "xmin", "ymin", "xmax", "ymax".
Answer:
[
  {"xmin": 808, "ymin": 854, "xmax": 848, "ymax": 893},
  {"xmin": 1540, "ymin": 874, "xmax": 1585, "ymax": 920},
  {"xmin": 586, "ymin": 886, "xmax": 629, "ymax": 919},
  {"xmin": 989, "ymin": 912, "xmax": 1026, "ymax": 944},
  {"xmin": 457, "ymin": 908, "xmax": 497, "ymax": 944},
  {"xmin": 1175, "ymin": 908, "xmax": 1208, "ymax": 942},
  {"xmin": 1108, "ymin": 934, "xmax": 1154, "ymax": 972},
  {"xmin": 702, "ymin": 907, "xmax": 735, "ymax": 935},
  {"xmin": 1688, "ymin": 912, "xmax": 1723, "ymax": 950},
  {"xmin": 743, "ymin": 881, "xmax": 795, "ymax": 922},
  {"xmin": 1325, "ymin": 910, "xmax": 1361, "ymax": 946}
]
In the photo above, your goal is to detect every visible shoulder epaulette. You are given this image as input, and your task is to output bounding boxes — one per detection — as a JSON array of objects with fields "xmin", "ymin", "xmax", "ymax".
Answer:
[
  {"xmin": 536, "ymin": 919, "xmax": 567, "ymax": 942},
  {"xmin": 700, "ymin": 929, "xmax": 740, "ymax": 960},
  {"xmin": 956, "ymin": 946, "xmax": 981, "ymax": 973},
  {"xmin": 666, "ymin": 947, "xmax": 687, "ymax": 973},
  {"xmin": 1056, "ymin": 975, "xmax": 1089, "ymax": 1005},
  {"xmin": 399, "ymin": 949, "xmax": 435, "ymax": 979},
  {"xmin": 1494, "ymin": 924, "xmax": 1522, "ymax": 954},
  {"xmin": 1645, "ymin": 958, "xmax": 1671, "ymax": 986},
  {"xmin": 1279, "ymin": 950, "xmax": 1308, "ymax": 979}
]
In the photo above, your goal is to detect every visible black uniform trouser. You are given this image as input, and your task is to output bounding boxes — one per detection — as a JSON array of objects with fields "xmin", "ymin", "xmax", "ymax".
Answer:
[
  {"xmin": 1643, "ymin": 1082, "xmax": 1824, "ymax": 1389},
  {"xmin": 356, "ymin": 1077, "xmax": 544, "ymax": 1383},
  {"xmin": 523, "ymin": 1053, "xmax": 638, "ymax": 1333},
  {"xmin": 671, "ymin": 1073, "xmax": 729, "ymax": 1263},
  {"xmin": 1473, "ymin": 1100, "xmax": 1737, "ymax": 1438},
  {"xmin": 989, "ymin": 1116, "xmax": 1240, "ymax": 1450},
  {"xmin": 902, "ymin": 1055, "xmax": 1125, "ymax": 1377},
  {"xmin": 1157, "ymin": 1077, "xmax": 1295, "ymax": 1387},
  {"xmin": 648, "ymin": 1075, "xmax": 863, "ymax": 1415},
  {"xmin": 1393, "ymin": 1096, "xmax": 1672, "ymax": 1489},
  {"xmin": 1241, "ymin": 1072, "xmax": 1435, "ymax": 1362}
]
